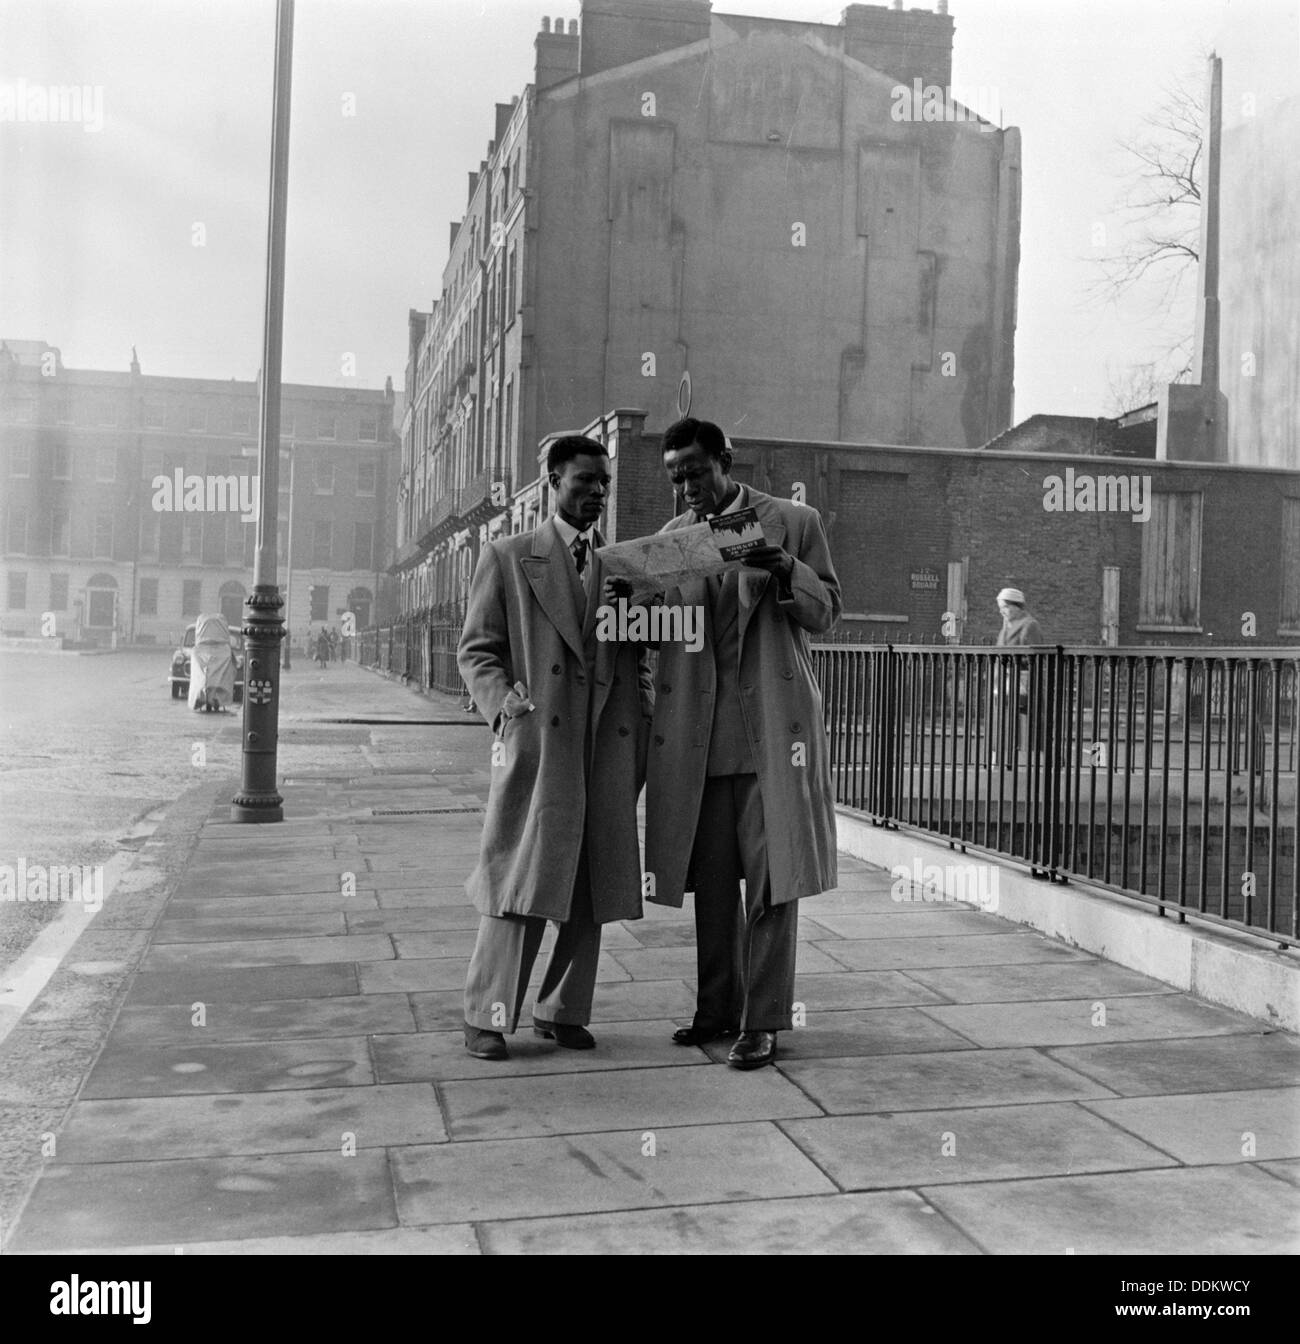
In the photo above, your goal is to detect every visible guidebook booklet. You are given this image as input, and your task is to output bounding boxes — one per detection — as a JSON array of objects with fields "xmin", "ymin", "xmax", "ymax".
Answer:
[{"xmin": 708, "ymin": 506, "xmax": 765, "ymax": 561}]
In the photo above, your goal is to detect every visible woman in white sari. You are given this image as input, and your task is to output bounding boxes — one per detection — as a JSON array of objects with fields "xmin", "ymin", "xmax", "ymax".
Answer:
[{"xmin": 188, "ymin": 612, "xmax": 236, "ymax": 712}]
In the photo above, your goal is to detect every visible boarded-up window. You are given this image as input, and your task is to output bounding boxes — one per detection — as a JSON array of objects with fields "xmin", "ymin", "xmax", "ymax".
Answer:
[
  {"xmin": 1282, "ymin": 498, "xmax": 1300, "ymax": 630},
  {"xmin": 1139, "ymin": 492, "xmax": 1202, "ymax": 627}
]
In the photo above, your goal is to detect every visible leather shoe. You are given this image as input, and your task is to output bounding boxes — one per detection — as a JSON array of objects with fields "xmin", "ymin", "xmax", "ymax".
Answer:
[
  {"xmin": 727, "ymin": 1030, "xmax": 777, "ymax": 1070},
  {"xmin": 533, "ymin": 1019, "xmax": 595, "ymax": 1049},
  {"xmin": 464, "ymin": 1022, "xmax": 508, "ymax": 1060},
  {"xmin": 672, "ymin": 1023, "xmax": 739, "ymax": 1046}
]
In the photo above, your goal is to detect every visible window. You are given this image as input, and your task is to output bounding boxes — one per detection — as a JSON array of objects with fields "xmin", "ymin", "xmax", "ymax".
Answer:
[
  {"xmin": 7, "ymin": 571, "xmax": 27, "ymax": 610},
  {"xmin": 353, "ymin": 521, "xmax": 373, "ymax": 569},
  {"xmin": 9, "ymin": 442, "xmax": 31, "ymax": 477},
  {"xmin": 318, "ymin": 412, "xmax": 336, "ymax": 440},
  {"xmin": 507, "ymin": 244, "xmax": 517, "ymax": 320},
  {"xmin": 503, "ymin": 377, "xmax": 514, "ymax": 461},
  {"xmin": 282, "ymin": 408, "xmax": 295, "ymax": 436},
  {"xmin": 138, "ymin": 577, "xmax": 158, "ymax": 615},
  {"xmin": 97, "ymin": 394, "xmax": 117, "ymax": 427},
  {"xmin": 357, "ymin": 456, "xmax": 376, "ymax": 496},
  {"xmin": 183, "ymin": 514, "xmax": 202, "ymax": 561},
  {"xmin": 52, "ymin": 442, "xmax": 71, "ymax": 480},
  {"xmin": 232, "ymin": 403, "xmax": 253, "ymax": 435},
  {"xmin": 51, "ymin": 508, "xmax": 70, "ymax": 556},
  {"xmin": 144, "ymin": 402, "xmax": 165, "ymax": 429},
  {"xmin": 313, "ymin": 520, "xmax": 333, "ymax": 568},
  {"xmin": 310, "ymin": 583, "xmax": 329, "ymax": 622},
  {"xmin": 140, "ymin": 510, "xmax": 159, "ymax": 558},
  {"xmin": 188, "ymin": 404, "xmax": 207, "ymax": 432},
  {"xmin": 358, "ymin": 413, "xmax": 378, "ymax": 442},
  {"xmin": 314, "ymin": 460, "xmax": 334, "ymax": 494},
  {"xmin": 1139, "ymin": 492, "xmax": 1203, "ymax": 629},
  {"xmin": 53, "ymin": 395, "xmax": 72, "ymax": 424},
  {"xmin": 49, "ymin": 573, "xmax": 68, "ymax": 611},
  {"xmin": 1282, "ymin": 499, "xmax": 1300, "ymax": 632},
  {"xmin": 96, "ymin": 446, "xmax": 116, "ymax": 482},
  {"xmin": 95, "ymin": 513, "xmax": 114, "ymax": 559},
  {"xmin": 6, "ymin": 505, "xmax": 27, "ymax": 554},
  {"xmin": 182, "ymin": 579, "xmax": 202, "ymax": 615}
]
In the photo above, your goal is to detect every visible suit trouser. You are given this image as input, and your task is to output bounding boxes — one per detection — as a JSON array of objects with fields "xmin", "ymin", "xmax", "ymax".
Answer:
[
  {"xmin": 463, "ymin": 842, "xmax": 601, "ymax": 1032},
  {"xmin": 689, "ymin": 774, "xmax": 798, "ymax": 1033}
]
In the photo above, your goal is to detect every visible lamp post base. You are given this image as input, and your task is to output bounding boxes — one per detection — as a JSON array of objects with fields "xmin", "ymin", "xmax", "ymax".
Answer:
[{"xmin": 232, "ymin": 583, "xmax": 285, "ymax": 823}]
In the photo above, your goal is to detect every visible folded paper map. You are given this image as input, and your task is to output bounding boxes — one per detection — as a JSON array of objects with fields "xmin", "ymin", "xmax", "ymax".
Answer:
[{"xmin": 599, "ymin": 513, "xmax": 769, "ymax": 601}]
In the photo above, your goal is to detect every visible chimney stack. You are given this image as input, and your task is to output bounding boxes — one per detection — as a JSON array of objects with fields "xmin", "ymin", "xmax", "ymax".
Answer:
[
  {"xmin": 535, "ymin": 14, "xmax": 580, "ymax": 90},
  {"xmin": 579, "ymin": 0, "xmax": 711, "ymax": 80},
  {"xmin": 842, "ymin": 3, "xmax": 955, "ymax": 92}
]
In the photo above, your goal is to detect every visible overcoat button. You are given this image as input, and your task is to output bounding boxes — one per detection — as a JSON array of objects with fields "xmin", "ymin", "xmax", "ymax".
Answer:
[
  {"xmin": 551, "ymin": 664, "xmax": 561, "ymax": 674},
  {"xmin": 618, "ymin": 726, "xmax": 629, "ymax": 736},
  {"xmin": 782, "ymin": 669, "xmax": 793, "ymax": 679},
  {"xmin": 551, "ymin": 715, "xmax": 560, "ymax": 726},
  {"xmin": 654, "ymin": 735, "xmax": 665, "ymax": 745},
  {"xmin": 790, "ymin": 721, "xmax": 801, "ymax": 732}
]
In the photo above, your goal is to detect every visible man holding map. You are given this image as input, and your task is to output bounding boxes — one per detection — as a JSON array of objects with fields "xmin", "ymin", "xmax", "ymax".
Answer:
[{"xmin": 614, "ymin": 417, "xmax": 842, "ymax": 1070}]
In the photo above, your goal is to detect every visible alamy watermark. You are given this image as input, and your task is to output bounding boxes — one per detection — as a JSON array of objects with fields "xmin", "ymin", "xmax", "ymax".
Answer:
[
  {"xmin": 595, "ymin": 598, "xmax": 704, "ymax": 652},
  {"xmin": 1043, "ymin": 469, "xmax": 1151, "ymax": 522},
  {"xmin": 0, "ymin": 859, "xmax": 104, "ymax": 912},
  {"xmin": 152, "ymin": 470, "xmax": 259, "ymax": 522},
  {"xmin": 891, "ymin": 858, "xmax": 999, "ymax": 912},
  {"xmin": 0, "ymin": 79, "xmax": 104, "ymax": 132},
  {"xmin": 890, "ymin": 79, "xmax": 1001, "ymax": 131}
]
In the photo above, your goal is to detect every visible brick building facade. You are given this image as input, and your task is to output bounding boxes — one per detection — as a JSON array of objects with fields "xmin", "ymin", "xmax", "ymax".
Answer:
[
  {"xmin": 0, "ymin": 340, "xmax": 398, "ymax": 647},
  {"xmin": 394, "ymin": 0, "xmax": 1020, "ymax": 619}
]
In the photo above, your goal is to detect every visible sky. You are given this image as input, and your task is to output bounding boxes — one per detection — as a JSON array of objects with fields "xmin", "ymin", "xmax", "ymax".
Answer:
[{"xmin": 1, "ymin": 0, "xmax": 1292, "ymax": 422}]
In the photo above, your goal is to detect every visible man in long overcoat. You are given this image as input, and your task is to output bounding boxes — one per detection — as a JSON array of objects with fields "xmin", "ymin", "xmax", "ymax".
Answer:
[
  {"xmin": 457, "ymin": 435, "xmax": 653, "ymax": 1060},
  {"xmin": 642, "ymin": 418, "xmax": 841, "ymax": 1070}
]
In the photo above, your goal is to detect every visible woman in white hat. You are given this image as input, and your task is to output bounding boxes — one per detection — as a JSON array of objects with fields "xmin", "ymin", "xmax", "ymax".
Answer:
[{"xmin": 993, "ymin": 589, "xmax": 1045, "ymax": 763}]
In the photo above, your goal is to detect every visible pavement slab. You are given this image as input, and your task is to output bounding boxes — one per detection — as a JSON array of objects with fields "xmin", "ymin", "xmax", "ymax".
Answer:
[
  {"xmin": 903, "ymin": 960, "xmax": 1177, "ymax": 1003},
  {"xmin": 53, "ymin": 1082, "xmax": 445, "ymax": 1161},
  {"xmin": 8, "ymin": 1151, "xmax": 397, "ymax": 1251},
  {"xmin": 408, "ymin": 978, "xmax": 699, "ymax": 1032},
  {"xmin": 37, "ymin": 1225, "xmax": 481, "ymax": 1255},
  {"xmin": 920, "ymin": 1164, "xmax": 1300, "ymax": 1254},
  {"xmin": 391, "ymin": 1121, "xmax": 836, "ymax": 1225},
  {"xmin": 609, "ymin": 942, "xmax": 845, "ymax": 979},
  {"xmin": 373, "ymin": 1021, "xmax": 708, "ymax": 1082},
  {"xmin": 123, "ymin": 961, "xmax": 360, "ymax": 1005},
  {"xmin": 820, "ymin": 932, "xmax": 1095, "ymax": 970},
  {"xmin": 1081, "ymin": 1087, "xmax": 1300, "ymax": 1164},
  {"xmin": 344, "ymin": 907, "xmax": 482, "ymax": 934},
  {"xmin": 439, "ymin": 1063, "xmax": 823, "ymax": 1141},
  {"xmin": 1046, "ymin": 1032, "xmax": 1300, "ymax": 1096},
  {"xmin": 919, "ymin": 994, "xmax": 1264, "ymax": 1048},
  {"xmin": 140, "ymin": 932, "xmax": 396, "ymax": 970},
  {"xmin": 106, "ymin": 992, "xmax": 416, "ymax": 1043},
  {"xmin": 789, "ymin": 970, "xmax": 950, "ymax": 1011},
  {"xmin": 695, "ymin": 1008, "xmax": 976, "ymax": 1062},
  {"xmin": 151, "ymin": 912, "xmax": 348, "ymax": 942},
  {"xmin": 479, "ymin": 1189, "xmax": 983, "ymax": 1254},
  {"xmin": 780, "ymin": 1102, "xmax": 1177, "ymax": 1190},
  {"xmin": 169, "ymin": 892, "xmax": 381, "ymax": 918},
  {"xmin": 807, "ymin": 911, "xmax": 1017, "ymax": 939},
  {"xmin": 82, "ymin": 1035, "xmax": 376, "ymax": 1099},
  {"xmin": 780, "ymin": 1047, "xmax": 1118, "ymax": 1114}
]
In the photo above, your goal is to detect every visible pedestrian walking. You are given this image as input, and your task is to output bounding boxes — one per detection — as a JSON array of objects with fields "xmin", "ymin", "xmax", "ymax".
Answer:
[
  {"xmin": 316, "ymin": 628, "xmax": 331, "ymax": 669},
  {"xmin": 995, "ymin": 587, "xmax": 1047, "ymax": 762},
  {"xmin": 457, "ymin": 434, "xmax": 653, "ymax": 1061},
  {"xmin": 642, "ymin": 417, "xmax": 842, "ymax": 1071}
]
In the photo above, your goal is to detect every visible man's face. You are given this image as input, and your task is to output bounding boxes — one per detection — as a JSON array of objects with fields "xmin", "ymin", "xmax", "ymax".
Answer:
[
  {"xmin": 550, "ymin": 452, "xmax": 610, "ymax": 529},
  {"xmin": 663, "ymin": 441, "xmax": 731, "ymax": 518}
]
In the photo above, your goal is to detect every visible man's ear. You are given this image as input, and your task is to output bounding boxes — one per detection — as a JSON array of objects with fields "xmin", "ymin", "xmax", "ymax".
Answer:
[{"xmin": 547, "ymin": 469, "xmax": 560, "ymax": 490}]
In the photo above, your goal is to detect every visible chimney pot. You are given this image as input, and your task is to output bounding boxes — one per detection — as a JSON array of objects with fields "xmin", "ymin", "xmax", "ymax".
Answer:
[
  {"xmin": 568, "ymin": 19, "xmax": 578, "ymax": 35},
  {"xmin": 541, "ymin": 16, "xmax": 550, "ymax": 32}
]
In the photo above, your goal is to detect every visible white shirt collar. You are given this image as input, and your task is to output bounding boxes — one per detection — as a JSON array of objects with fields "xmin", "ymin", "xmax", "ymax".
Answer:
[{"xmin": 552, "ymin": 514, "xmax": 595, "ymax": 548}]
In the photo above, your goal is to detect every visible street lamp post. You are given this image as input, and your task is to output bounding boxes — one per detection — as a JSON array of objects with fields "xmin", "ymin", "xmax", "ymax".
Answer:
[
  {"xmin": 232, "ymin": 0, "xmax": 294, "ymax": 824},
  {"xmin": 283, "ymin": 444, "xmax": 294, "ymax": 670}
]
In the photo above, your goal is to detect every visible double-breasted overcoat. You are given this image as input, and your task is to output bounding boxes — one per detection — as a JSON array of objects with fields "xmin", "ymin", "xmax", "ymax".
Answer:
[
  {"xmin": 458, "ymin": 521, "xmax": 653, "ymax": 924},
  {"xmin": 644, "ymin": 488, "xmax": 841, "ymax": 908}
]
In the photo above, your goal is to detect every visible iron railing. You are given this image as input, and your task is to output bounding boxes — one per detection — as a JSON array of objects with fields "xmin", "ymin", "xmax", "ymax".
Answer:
[
  {"xmin": 813, "ymin": 644, "xmax": 1300, "ymax": 946},
  {"xmin": 357, "ymin": 608, "xmax": 467, "ymax": 697}
]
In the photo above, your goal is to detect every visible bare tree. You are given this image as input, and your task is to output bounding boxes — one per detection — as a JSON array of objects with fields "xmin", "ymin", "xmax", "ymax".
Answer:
[{"xmin": 1091, "ymin": 60, "xmax": 1208, "ymax": 405}]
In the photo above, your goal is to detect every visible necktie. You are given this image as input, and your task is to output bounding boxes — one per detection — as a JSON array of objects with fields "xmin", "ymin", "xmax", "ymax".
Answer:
[{"xmin": 572, "ymin": 536, "xmax": 589, "ymax": 576}]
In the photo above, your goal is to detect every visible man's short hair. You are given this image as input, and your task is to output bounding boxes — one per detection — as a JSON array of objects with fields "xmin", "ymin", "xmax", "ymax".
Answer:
[
  {"xmin": 546, "ymin": 434, "xmax": 608, "ymax": 475},
  {"xmin": 662, "ymin": 417, "xmax": 729, "ymax": 462}
]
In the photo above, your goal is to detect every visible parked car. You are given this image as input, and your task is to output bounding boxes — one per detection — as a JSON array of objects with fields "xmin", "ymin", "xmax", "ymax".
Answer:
[{"xmin": 169, "ymin": 623, "xmax": 245, "ymax": 701}]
